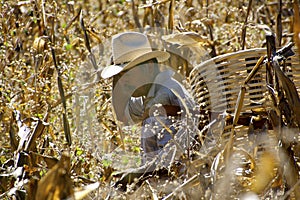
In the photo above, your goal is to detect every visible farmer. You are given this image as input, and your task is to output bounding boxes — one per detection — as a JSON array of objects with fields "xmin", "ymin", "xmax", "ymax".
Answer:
[{"xmin": 101, "ymin": 32, "xmax": 198, "ymax": 184}]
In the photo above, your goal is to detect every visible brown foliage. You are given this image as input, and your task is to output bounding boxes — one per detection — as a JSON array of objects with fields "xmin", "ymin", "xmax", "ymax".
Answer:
[{"xmin": 0, "ymin": 0, "xmax": 299, "ymax": 199}]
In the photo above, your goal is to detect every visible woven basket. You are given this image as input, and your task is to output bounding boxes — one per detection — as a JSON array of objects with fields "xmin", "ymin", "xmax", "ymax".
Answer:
[{"xmin": 189, "ymin": 47, "xmax": 300, "ymax": 136}]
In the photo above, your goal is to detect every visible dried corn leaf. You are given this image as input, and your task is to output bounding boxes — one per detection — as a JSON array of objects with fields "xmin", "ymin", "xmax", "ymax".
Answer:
[
  {"xmin": 73, "ymin": 182, "xmax": 100, "ymax": 200},
  {"xmin": 294, "ymin": 0, "xmax": 300, "ymax": 57},
  {"xmin": 25, "ymin": 116, "xmax": 48, "ymax": 151},
  {"xmin": 163, "ymin": 174, "xmax": 199, "ymax": 200},
  {"xmin": 272, "ymin": 57, "xmax": 300, "ymax": 127},
  {"xmin": 139, "ymin": 0, "xmax": 171, "ymax": 8},
  {"xmin": 15, "ymin": 110, "xmax": 32, "ymax": 152},
  {"xmin": 33, "ymin": 36, "xmax": 47, "ymax": 54},
  {"xmin": 9, "ymin": 113, "xmax": 18, "ymax": 151},
  {"xmin": 168, "ymin": 0, "xmax": 174, "ymax": 33},
  {"xmin": 162, "ymin": 32, "xmax": 210, "ymax": 47},
  {"xmin": 79, "ymin": 11, "xmax": 100, "ymax": 78},
  {"xmin": 50, "ymin": 43, "xmax": 72, "ymax": 146},
  {"xmin": 275, "ymin": 0, "xmax": 282, "ymax": 47},
  {"xmin": 30, "ymin": 152, "xmax": 59, "ymax": 169},
  {"xmin": 162, "ymin": 32, "xmax": 211, "ymax": 59},
  {"xmin": 62, "ymin": 113, "xmax": 72, "ymax": 146},
  {"xmin": 35, "ymin": 153, "xmax": 74, "ymax": 200},
  {"xmin": 250, "ymin": 152, "xmax": 279, "ymax": 194},
  {"xmin": 211, "ymin": 148, "xmax": 256, "ymax": 198},
  {"xmin": 279, "ymin": 133, "xmax": 300, "ymax": 199}
]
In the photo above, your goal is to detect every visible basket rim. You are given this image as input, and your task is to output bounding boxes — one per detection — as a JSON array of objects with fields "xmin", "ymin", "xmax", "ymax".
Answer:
[{"xmin": 190, "ymin": 48, "xmax": 268, "ymax": 76}]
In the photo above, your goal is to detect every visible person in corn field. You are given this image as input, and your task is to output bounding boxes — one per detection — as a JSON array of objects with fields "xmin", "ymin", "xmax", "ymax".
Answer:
[{"xmin": 101, "ymin": 31, "xmax": 198, "ymax": 187}]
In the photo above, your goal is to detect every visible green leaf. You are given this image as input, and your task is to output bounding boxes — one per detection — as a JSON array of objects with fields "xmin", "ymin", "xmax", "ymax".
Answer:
[
  {"xmin": 76, "ymin": 147, "xmax": 84, "ymax": 156},
  {"xmin": 65, "ymin": 43, "xmax": 72, "ymax": 51},
  {"xmin": 102, "ymin": 159, "xmax": 112, "ymax": 168}
]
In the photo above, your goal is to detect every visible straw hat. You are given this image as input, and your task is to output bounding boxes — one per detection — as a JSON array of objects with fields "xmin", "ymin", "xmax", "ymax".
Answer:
[{"xmin": 101, "ymin": 32, "xmax": 170, "ymax": 79}]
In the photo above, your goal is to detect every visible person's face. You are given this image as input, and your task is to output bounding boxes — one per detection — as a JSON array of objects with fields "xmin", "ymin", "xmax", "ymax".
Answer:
[{"xmin": 113, "ymin": 60, "xmax": 157, "ymax": 97}]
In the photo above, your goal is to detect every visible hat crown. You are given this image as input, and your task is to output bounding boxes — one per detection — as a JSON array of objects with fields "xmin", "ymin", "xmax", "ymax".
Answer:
[
  {"xmin": 112, "ymin": 32, "xmax": 152, "ymax": 64},
  {"xmin": 101, "ymin": 31, "xmax": 170, "ymax": 79}
]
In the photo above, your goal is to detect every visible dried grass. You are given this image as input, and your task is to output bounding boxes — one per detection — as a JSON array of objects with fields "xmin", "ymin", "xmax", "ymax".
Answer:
[{"xmin": 0, "ymin": 0, "xmax": 299, "ymax": 199}]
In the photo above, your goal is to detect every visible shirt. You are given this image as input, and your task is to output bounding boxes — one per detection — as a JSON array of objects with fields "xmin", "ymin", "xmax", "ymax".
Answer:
[{"xmin": 124, "ymin": 69, "xmax": 197, "ymax": 124}]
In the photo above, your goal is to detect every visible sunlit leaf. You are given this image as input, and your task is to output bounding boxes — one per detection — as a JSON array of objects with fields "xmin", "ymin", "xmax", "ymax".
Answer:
[
  {"xmin": 74, "ymin": 182, "xmax": 100, "ymax": 200},
  {"xmin": 35, "ymin": 153, "xmax": 73, "ymax": 200},
  {"xmin": 162, "ymin": 32, "xmax": 211, "ymax": 47},
  {"xmin": 250, "ymin": 152, "xmax": 279, "ymax": 194}
]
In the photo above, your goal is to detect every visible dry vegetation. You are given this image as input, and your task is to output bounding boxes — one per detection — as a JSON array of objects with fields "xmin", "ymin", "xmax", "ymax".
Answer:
[{"xmin": 1, "ymin": 0, "xmax": 300, "ymax": 199}]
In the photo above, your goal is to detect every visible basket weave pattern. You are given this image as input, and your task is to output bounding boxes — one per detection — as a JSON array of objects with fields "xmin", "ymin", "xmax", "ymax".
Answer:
[
  {"xmin": 190, "ymin": 48, "xmax": 300, "ymax": 113},
  {"xmin": 189, "ymin": 48, "xmax": 300, "ymax": 135}
]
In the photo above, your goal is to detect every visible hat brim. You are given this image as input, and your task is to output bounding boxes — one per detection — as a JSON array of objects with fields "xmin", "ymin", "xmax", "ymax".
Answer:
[{"xmin": 101, "ymin": 51, "xmax": 170, "ymax": 79}]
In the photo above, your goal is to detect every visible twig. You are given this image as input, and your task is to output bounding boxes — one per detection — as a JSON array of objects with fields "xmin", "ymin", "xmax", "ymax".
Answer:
[
  {"xmin": 131, "ymin": 0, "xmax": 142, "ymax": 32},
  {"xmin": 146, "ymin": 180, "xmax": 159, "ymax": 200},
  {"xmin": 275, "ymin": 0, "xmax": 282, "ymax": 47},
  {"xmin": 281, "ymin": 179, "xmax": 300, "ymax": 200},
  {"xmin": 168, "ymin": 0, "xmax": 174, "ymax": 34},
  {"xmin": 63, "ymin": 7, "xmax": 81, "ymax": 44},
  {"xmin": 241, "ymin": 0, "xmax": 252, "ymax": 50},
  {"xmin": 162, "ymin": 173, "xmax": 200, "ymax": 200}
]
